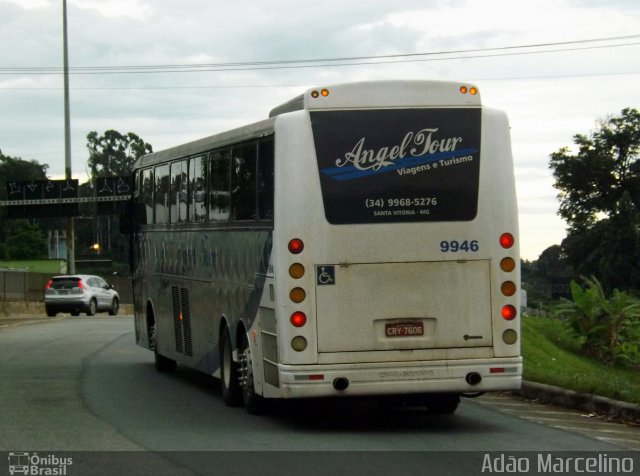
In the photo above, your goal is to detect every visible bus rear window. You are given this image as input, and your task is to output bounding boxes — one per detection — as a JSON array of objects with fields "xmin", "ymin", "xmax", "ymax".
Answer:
[{"xmin": 311, "ymin": 109, "xmax": 481, "ymax": 224}]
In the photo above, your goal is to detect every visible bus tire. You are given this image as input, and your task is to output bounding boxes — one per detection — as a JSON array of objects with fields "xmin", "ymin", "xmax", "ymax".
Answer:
[
  {"xmin": 239, "ymin": 332, "xmax": 267, "ymax": 415},
  {"xmin": 150, "ymin": 321, "xmax": 176, "ymax": 372},
  {"xmin": 154, "ymin": 351, "xmax": 177, "ymax": 372},
  {"xmin": 220, "ymin": 327, "xmax": 242, "ymax": 406}
]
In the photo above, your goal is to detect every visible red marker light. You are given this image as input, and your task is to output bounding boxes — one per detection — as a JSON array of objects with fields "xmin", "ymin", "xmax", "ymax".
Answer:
[
  {"xmin": 290, "ymin": 311, "xmax": 307, "ymax": 327},
  {"xmin": 288, "ymin": 238, "xmax": 304, "ymax": 254},
  {"xmin": 499, "ymin": 233, "xmax": 515, "ymax": 249},
  {"xmin": 502, "ymin": 305, "xmax": 517, "ymax": 321}
]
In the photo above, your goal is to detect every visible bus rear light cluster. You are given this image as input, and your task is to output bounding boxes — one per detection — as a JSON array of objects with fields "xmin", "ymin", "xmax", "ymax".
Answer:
[
  {"xmin": 288, "ymin": 238, "xmax": 309, "ymax": 350},
  {"xmin": 499, "ymin": 233, "xmax": 518, "ymax": 344}
]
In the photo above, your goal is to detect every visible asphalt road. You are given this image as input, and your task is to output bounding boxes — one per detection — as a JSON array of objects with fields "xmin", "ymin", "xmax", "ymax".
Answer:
[{"xmin": 1, "ymin": 316, "xmax": 638, "ymax": 476}]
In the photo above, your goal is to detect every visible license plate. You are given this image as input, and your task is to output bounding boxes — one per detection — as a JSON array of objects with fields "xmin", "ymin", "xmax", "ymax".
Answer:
[{"xmin": 385, "ymin": 321, "xmax": 424, "ymax": 337}]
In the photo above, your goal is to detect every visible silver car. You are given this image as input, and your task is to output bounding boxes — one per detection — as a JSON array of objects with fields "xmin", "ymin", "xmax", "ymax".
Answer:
[{"xmin": 45, "ymin": 274, "xmax": 120, "ymax": 317}]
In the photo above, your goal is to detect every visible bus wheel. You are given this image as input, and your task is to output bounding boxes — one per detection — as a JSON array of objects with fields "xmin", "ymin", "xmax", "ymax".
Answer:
[
  {"xmin": 220, "ymin": 328, "xmax": 242, "ymax": 406},
  {"xmin": 154, "ymin": 350, "xmax": 177, "ymax": 372},
  {"xmin": 425, "ymin": 393, "xmax": 460, "ymax": 415},
  {"xmin": 238, "ymin": 333, "xmax": 267, "ymax": 415},
  {"xmin": 151, "ymin": 323, "xmax": 176, "ymax": 372}
]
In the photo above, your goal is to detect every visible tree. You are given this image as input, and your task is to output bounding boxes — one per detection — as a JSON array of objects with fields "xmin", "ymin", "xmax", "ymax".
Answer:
[
  {"xmin": 86, "ymin": 130, "xmax": 152, "ymax": 180},
  {"xmin": 0, "ymin": 150, "xmax": 49, "ymax": 198},
  {"xmin": 549, "ymin": 108, "xmax": 640, "ymax": 292},
  {"xmin": 3, "ymin": 220, "xmax": 48, "ymax": 260},
  {"xmin": 84, "ymin": 130, "xmax": 153, "ymax": 266},
  {"xmin": 0, "ymin": 151, "xmax": 50, "ymax": 260}
]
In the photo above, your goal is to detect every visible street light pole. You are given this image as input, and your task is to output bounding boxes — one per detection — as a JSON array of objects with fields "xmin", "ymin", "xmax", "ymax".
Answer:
[{"xmin": 63, "ymin": 0, "xmax": 75, "ymax": 274}]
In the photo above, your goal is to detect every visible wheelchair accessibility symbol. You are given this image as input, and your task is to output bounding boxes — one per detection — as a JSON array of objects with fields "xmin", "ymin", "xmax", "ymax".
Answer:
[{"xmin": 316, "ymin": 266, "xmax": 335, "ymax": 285}]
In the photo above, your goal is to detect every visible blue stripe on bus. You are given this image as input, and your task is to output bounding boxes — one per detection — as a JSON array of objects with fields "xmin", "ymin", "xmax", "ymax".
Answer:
[{"xmin": 320, "ymin": 147, "xmax": 478, "ymax": 182}]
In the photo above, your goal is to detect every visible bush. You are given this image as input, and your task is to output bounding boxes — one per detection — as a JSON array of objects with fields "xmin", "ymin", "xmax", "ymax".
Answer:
[{"xmin": 553, "ymin": 276, "xmax": 640, "ymax": 368}]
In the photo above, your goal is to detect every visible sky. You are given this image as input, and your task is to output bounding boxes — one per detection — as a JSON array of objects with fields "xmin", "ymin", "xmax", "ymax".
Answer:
[{"xmin": 0, "ymin": 0, "xmax": 639, "ymax": 260}]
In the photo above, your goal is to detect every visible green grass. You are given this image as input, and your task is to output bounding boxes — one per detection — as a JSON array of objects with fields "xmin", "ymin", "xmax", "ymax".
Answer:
[
  {"xmin": 522, "ymin": 315, "xmax": 640, "ymax": 405},
  {"xmin": 0, "ymin": 259, "xmax": 67, "ymax": 274}
]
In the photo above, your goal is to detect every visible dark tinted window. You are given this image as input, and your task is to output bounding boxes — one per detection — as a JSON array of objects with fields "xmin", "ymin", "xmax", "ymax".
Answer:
[
  {"xmin": 258, "ymin": 139, "xmax": 274, "ymax": 220},
  {"xmin": 231, "ymin": 143, "xmax": 257, "ymax": 220},
  {"xmin": 209, "ymin": 149, "xmax": 231, "ymax": 221},
  {"xmin": 154, "ymin": 164, "xmax": 170, "ymax": 224},
  {"xmin": 311, "ymin": 109, "xmax": 481, "ymax": 224},
  {"xmin": 141, "ymin": 168, "xmax": 154, "ymax": 224},
  {"xmin": 189, "ymin": 155, "xmax": 207, "ymax": 223},
  {"xmin": 170, "ymin": 160, "xmax": 187, "ymax": 224}
]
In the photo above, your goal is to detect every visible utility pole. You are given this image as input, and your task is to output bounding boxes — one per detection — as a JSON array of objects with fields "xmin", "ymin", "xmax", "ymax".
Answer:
[{"xmin": 63, "ymin": 0, "xmax": 75, "ymax": 274}]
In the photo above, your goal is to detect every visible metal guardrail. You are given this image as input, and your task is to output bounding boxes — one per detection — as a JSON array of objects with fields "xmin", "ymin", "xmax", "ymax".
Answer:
[{"xmin": 0, "ymin": 270, "xmax": 133, "ymax": 304}]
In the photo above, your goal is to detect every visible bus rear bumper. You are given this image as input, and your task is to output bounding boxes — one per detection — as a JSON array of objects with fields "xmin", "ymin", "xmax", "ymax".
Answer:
[{"xmin": 272, "ymin": 357, "xmax": 522, "ymax": 399}]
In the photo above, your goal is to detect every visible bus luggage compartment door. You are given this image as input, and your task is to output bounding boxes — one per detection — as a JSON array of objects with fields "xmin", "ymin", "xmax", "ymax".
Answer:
[{"xmin": 315, "ymin": 260, "xmax": 492, "ymax": 353}]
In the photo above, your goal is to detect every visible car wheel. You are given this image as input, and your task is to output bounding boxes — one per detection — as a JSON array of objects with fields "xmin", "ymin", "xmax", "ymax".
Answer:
[
  {"xmin": 87, "ymin": 299, "xmax": 97, "ymax": 316},
  {"xmin": 108, "ymin": 297, "xmax": 119, "ymax": 316}
]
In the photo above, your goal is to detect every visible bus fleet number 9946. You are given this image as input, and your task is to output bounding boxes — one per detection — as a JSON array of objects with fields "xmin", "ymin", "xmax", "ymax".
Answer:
[{"xmin": 440, "ymin": 240, "xmax": 479, "ymax": 253}]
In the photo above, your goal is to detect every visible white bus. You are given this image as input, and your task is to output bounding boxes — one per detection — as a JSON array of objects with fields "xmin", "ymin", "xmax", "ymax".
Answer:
[{"xmin": 122, "ymin": 80, "xmax": 522, "ymax": 414}]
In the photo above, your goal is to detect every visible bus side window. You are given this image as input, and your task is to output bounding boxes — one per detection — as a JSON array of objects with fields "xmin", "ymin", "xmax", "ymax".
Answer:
[
  {"xmin": 209, "ymin": 149, "xmax": 231, "ymax": 222},
  {"xmin": 141, "ymin": 168, "xmax": 154, "ymax": 225},
  {"xmin": 154, "ymin": 164, "xmax": 170, "ymax": 224},
  {"xmin": 258, "ymin": 138, "xmax": 274, "ymax": 220},
  {"xmin": 170, "ymin": 160, "xmax": 187, "ymax": 224},
  {"xmin": 231, "ymin": 142, "xmax": 257, "ymax": 221},
  {"xmin": 189, "ymin": 155, "xmax": 207, "ymax": 223}
]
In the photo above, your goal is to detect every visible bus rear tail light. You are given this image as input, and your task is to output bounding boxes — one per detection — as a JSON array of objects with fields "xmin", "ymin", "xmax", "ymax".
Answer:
[
  {"xmin": 288, "ymin": 238, "xmax": 304, "ymax": 254},
  {"xmin": 501, "ymin": 305, "xmax": 517, "ymax": 321},
  {"xmin": 499, "ymin": 233, "xmax": 515, "ymax": 249},
  {"xmin": 290, "ymin": 311, "xmax": 307, "ymax": 327}
]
